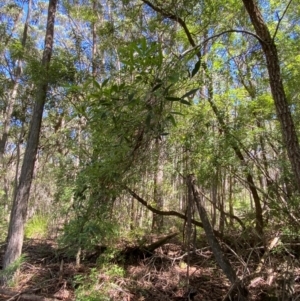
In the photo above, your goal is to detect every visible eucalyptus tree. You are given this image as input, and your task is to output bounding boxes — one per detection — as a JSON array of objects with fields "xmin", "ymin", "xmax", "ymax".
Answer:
[
  {"xmin": 0, "ymin": 0, "xmax": 32, "ymax": 157},
  {"xmin": 2, "ymin": 0, "xmax": 58, "ymax": 280},
  {"xmin": 0, "ymin": 0, "xmax": 40, "ymax": 230}
]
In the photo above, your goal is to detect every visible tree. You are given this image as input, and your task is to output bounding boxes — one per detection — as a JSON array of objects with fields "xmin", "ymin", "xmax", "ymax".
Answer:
[
  {"xmin": 242, "ymin": 0, "xmax": 300, "ymax": 193},
  {"xmin": 0, "ymin": 0, "xmax": 31, "ymax": 158},
  {"xmin": 2, "ymin": 0, "xmax": 58, "ymax": 280}
]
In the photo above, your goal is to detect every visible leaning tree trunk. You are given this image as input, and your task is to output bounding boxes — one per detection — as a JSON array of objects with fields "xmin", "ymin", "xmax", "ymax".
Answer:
[
  {"xmin": 242, "ymin": 0, "xmax": 300, "ymax": 193},
  {"xmin": 187, "ymin": 174, "xmax": 248, "ymax": 300},
  {"xmin": 2, "ymin": 0, "xmax": 57, "ymax": 282}
]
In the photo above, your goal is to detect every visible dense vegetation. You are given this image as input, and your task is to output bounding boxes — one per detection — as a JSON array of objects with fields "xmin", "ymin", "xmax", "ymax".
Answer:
[{"xmin": 1, "ymin": 0, "xmax": 300, "ymax": 300}]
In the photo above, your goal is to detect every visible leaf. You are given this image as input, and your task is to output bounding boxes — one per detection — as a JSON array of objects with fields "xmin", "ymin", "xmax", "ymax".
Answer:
[
  {"xmin": 170, "ymin": 111, "xmax": 184, "ymax": 116},
  {"xmin": 92, "ymin": 79, "xmax": 101, "ymax": 89},
  {"xmin": 167, "ymin": 114, "xmax": 177, "ymax": 126},
  {"xmin": 191, "ymin": 60, "xmax": 201, "ymax": 77},
  {"xmin": 64, "ymin": 84, "xmax": 80, "ymax": 93},
  {"xmin": 181, "ymin": 88, "xmax": 199, "ymax": 99},
  {"xmin": 89, "ymin": 93, "xmax": 101, "ymax": 99},
  {"xmin": 146, "ymin": 113, "xmax": 152, "ymax": 127},
  {"xmin": 102, "ymin": 78, "xmax": 109, "ymax": 87},
  {"xmin": 111, "ymin": 84, "xmax": 118, "ymax": 92},
  {"xmin": 168, "ymin": 73, "xmax": 180, "ymax": 83},
  {"xmin": 165, "ymin": 96, "xmax": 182, "ymax": 101},
  {"xmin": 140, "ymin": 37, "xmax": 147, "ymax": 53},
  {"xmin": 128, "ymin": 93, "xmax": 135, "ymax": 101},
  {"xmin": 164, "ymin": 84, "xmax": 174, "ymax": 94},
  {"xmin": 152, "ymin": 82, "xmax": 163, "ymax": 92},
  {"xmin": 180, "ymin": 99, "xmax": 192, "ymax": 106}
]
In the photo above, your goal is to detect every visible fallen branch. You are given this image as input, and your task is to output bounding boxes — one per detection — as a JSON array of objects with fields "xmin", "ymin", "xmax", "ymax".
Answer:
[
  {"xmin": 120, "ymin": 232, "xmax": 179, "ymax": 262},
  {"xmin": 0, "ymin": 289, "xmax": 61, "ymax": 301},
  {"xmin": 146, "ymin": 232, "xmax": 179, "ymax": 252},
  {"xmin": 255, "ymin": 232, "xmax": 281, "ymax": 275}
]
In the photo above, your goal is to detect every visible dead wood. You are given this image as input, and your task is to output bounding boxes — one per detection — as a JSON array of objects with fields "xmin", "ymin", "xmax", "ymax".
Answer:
[
  {"xmin": 120, "ymin": 232, "xmax": 179, "ymax": 262},
  {"xmin": 145, "ymin": 232, "xmax": 179, "ymax": 253},
  {"xmin": 0, "ymin": 289, "xmax": 61, "ymax": 301}
]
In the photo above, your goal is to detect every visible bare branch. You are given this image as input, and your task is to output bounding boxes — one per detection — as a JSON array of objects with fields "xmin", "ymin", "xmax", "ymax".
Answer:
[
  {"xmin": 180, "ymin": 29, "xmax": 264, "ymax": 58},
  {"xmin": 125, "ymin": 186, "xmax": 221, "ymax": 237},
  {"xmin": 273, "ymin": 0, "xmax": 293, "ymax": 40}
]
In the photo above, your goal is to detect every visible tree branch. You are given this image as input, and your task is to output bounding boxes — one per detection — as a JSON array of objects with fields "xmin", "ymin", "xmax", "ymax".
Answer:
[
  {"xmin": 125, "ymin": 186, "xmax": 221, "ymax": 237},
  {"xmin": 141, "ymin": 0, "xmax": 263, "ymax": 60},
  {"xmin": 179, "ymin": 29, "xmax": 264, "ymax": 58},
  {"xmin": 141, "ymin": 0, "xmax": 199, "ymax": 56},
  {"xmin": 272, "ymin": 0, "xmax": 293, "ymax": 40}
]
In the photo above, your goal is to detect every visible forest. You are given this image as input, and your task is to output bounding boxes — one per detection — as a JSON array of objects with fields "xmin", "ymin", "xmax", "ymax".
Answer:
[{"xmin": 0, "ymin": 0, "xmax": 300, "ymax": 300}]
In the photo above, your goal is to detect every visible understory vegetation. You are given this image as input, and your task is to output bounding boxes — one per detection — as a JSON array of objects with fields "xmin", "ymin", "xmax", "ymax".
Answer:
[{"xmin": 1, "ymin": 0, "xmax": 300, "ymax": 300}]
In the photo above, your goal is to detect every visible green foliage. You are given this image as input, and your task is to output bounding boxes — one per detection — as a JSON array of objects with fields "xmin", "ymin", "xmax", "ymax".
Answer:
[
  {"xmin": 74, "ymin": 268, "xmax": 109, "ymax": 301},
  {"xmin": 9, "ymin": 39, "xmax": 24, "ymax": 60},
  {"xmin": 0, "ymin": 255, "xmax": 27, "ymax": 286},
  {"xmin": 60, "ymin": 213, "xmax": 119, "ymax": 256},
  {"xmin": 118, "ymin": 37, "xmax": 163, "ymax": 73},
  {"xmin": 25, "ymin": 215, "xmax": 50, "ymax": 239},
  {"xmin": 74, "ymin": 263, "xmax": 125, "ymax": 301}
]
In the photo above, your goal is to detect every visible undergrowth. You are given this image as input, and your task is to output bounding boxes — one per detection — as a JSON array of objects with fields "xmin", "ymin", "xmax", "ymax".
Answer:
[{"xmin": 25, "ymin": 214, "xmax": 50, "ymax": 239}]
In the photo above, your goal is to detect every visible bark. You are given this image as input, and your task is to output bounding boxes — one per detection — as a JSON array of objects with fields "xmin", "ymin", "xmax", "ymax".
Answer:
[
  {"xmin": 242, "ymin": 0, "xmax": 300, "ymax": 192},
  {"xmin": 91, "ymin": 0, "xmax": 97, "ymax": 77},
  {"xmin": 211, "ymin": 170, "xmax": 218, "ymax": 228},
  {"xmin": 2, "ymin": 0, "xmax": 57, "ymax": 280},
  {"xmin": 152, "ymin": 138, "xmax": 164, "ymax": 231},
  {"xmin": 187, "ymin": 174, "xmax": 248, "ymax": 300}
]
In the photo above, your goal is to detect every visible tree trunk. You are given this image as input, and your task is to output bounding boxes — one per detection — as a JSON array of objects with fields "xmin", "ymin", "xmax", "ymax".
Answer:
[
  {"xmin": 242, "ymin": 0, "xmax": 300, "ymax": 192},
  {"xmin": 0, "ymin": 0, "xmax": 32, "ymax": 157},
  {"xmin": 2, "ymin": 0, "xmax": 57, "ymax": 281},
  {"xmin": 152, "ymin": 138, "xmax": 164, "ymax": 231},
  {"xmin": 187, "ymin": 174, "xmax": 248, "ymax": 300}
]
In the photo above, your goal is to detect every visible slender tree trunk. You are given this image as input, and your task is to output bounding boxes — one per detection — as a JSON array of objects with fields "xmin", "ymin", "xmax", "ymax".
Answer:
[
  {"xmin": 211, "ymin": 171, "xmax": 218, "ymax": 228},
  {"xmin": 242, "ymin": 0, "xmax": 300, "ymax": 192},
  {"xmin": 202, "ymin": 55, "xmax": 264, "ymax": 236},
  {"xmin": 229, "ymin": 171, "xmax": 234, "ymax": 227},
  {"xmin": 0, "ymin": 0, "xmax": 32, "ymax": 157},
  {"xmin": 152, "ymin": 138, "xmax": 164, "ymax": 231},
  {"xmin": 91, "ymin": 0, "xmax": 97, "ymax": 78},
  {"xmin": 219, "ymin": 170, "xmax": 226, "ymax": 234},
  {"xmin": 2, "ymin": 0, "xmax": 57, "ymax": 280}
]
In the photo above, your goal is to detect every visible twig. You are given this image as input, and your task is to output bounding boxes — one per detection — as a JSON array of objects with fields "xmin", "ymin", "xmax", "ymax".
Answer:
[
  {"xmin": 272, "ymin": 0, "xmax": 294, "ymax": 40},
  {"xmin": 6, "ymin": 292, "xmax": 21, "ymax": 301}
]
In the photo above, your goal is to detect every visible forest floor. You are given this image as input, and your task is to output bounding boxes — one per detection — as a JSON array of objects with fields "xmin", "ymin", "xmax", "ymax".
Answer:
[{"xmin": 1, "ymin": 234, "xmax": 300, "ymax": 301}]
